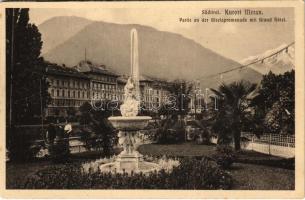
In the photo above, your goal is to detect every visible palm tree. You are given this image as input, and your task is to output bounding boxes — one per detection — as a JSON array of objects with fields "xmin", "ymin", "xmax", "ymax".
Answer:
[
  {"xmin": 211, "ymin": 81, "xmax": 256, "ymax": 150},
  {"xmin": 167, "ymin": 80, "xmax": 193, "ymax": 117}
]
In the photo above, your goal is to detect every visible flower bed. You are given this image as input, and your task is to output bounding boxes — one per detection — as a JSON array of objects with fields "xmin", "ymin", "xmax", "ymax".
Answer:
[{"xmin": 23, "ymin": 157, "xmax": 233, "ymax": 189}]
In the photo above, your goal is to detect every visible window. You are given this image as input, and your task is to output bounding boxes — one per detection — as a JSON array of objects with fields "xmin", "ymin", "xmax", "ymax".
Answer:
[
  {"xmin": 73, "ymin": 91, "xmax": 75, "ymax": 98},
  {"xmin": 68, "ymin": 91, "xmax": 70, "ymax": 98},
  {"xmin": 56, "ymin": 90, "xmax": 59, "ymax": 96},
  {"xmin": 51, "ymin": 89, "xmax": 54, "ymax": 97},
  {"xmin": 56, "ymin": 80, "xmax": 59, "ymax": 86},
  {"xmin": 78, "ymin": 91, "xmax": 80, "ymax": 98},
  {"xmin": 82, "ymin": 91, "xmax": 84, "ymax": 98},
  {"xmin": 62, "ymin": 90, "xmax": 64, "ymax": 97}
]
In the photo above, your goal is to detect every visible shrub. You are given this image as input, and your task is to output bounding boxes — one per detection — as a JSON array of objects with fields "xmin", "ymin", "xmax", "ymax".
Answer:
[
  {"xmin": 46, "ymin": 125, "xmax": 70, "ymax": 163},
  {"xmin": 212, "ymin": 145, "xmax": 236, "ymax": 169},
  {"xmin": 156, "ymin": 128, "xmax": 185, "ymax": 144},
  {"xmin": 7, "ymin": 126, "xmax": 42, "ymax": 162},
  {"xmin": 23, "ymin": 157, "xmax": 233, "ymax": 189}
]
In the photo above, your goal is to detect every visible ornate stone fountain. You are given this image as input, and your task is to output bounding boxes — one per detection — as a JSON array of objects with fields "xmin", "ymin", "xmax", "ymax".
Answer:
[{"xmin": 99, "ymin": 29, "xmax": 159, "ymax": 174}]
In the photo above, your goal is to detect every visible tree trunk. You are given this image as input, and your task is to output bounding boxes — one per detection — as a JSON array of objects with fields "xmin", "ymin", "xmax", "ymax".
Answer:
[{"xmin": 234, "ymin": 130, "xmax": 241, "ymax": 151}]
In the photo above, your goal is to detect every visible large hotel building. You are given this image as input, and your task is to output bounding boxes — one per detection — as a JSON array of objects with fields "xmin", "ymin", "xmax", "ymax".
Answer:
[{"xmin": 45, "ymin": 60, "xmax": 171, "ymax": 117}]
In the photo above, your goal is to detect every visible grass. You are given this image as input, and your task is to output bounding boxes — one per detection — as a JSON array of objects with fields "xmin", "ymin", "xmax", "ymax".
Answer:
[
  {"xmin": 6, "ymin": 160, "xmax": 52, "ymax": 189},
  {"xmin": 138, "ymin": 142, "xmax": 216, "ymax": 157},
  {"xmin": 228, "ymin": 163, "xmax": 295, "ymax": 190}
]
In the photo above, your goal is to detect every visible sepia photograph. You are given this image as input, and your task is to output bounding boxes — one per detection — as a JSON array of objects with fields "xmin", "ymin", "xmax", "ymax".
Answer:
[{"xmin": 1, "ymin": 1, "xmax": 304, "ymax": 198}]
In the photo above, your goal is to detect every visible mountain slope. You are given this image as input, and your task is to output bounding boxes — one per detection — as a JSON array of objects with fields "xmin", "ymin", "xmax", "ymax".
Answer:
[
  {"xmin": 241, "ymin": 44, "xmax": 295, "ymax": 75},
  {"xmin": 38, "ymin": 16, "xmax": 92, "ymax": 54},
  {"xmin": 41, "ymin": 17, "xmax": 262, "ymax": 89}
]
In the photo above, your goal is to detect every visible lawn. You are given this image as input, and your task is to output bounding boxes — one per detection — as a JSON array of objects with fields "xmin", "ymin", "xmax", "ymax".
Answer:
[
  {"xmin": 6, "ymin": 160, "xmax": 52, "ymax": 189},
  {"xmin": 138, "ymin": 143, "xmax": 216, "ymax": 157},
  {"xmin": 229, "ymin": 163, "xmax": 295, "ymax": 190}
]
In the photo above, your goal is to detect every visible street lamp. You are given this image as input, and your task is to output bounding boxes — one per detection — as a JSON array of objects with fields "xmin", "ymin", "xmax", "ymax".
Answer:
[{"xmin": 148, "ymin": 88, "xmax": 153, "ymax": 115}]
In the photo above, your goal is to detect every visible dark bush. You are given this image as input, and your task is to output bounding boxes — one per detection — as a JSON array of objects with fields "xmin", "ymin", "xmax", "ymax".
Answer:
[
  {"xmin": 23, "ymin": 158, "xmax": 233, "ymax": 189},
  {"xmin": 212, "ymin": 145, "xmax": 236, "ymax": 169},
  {"xmin": 46, "ymin": 125, "xmax": 70, "ymax": 163},
  {"xmin": 156, "ymin": 128, "xmax": 185, "ymax": 144},
  {"xmin": 7, "ymin": 126, "xmax": 42, "ymax": 162}
]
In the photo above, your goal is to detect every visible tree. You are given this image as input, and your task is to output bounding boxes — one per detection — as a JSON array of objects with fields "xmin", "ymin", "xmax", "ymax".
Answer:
[
  {"xmin": 6, "ymin": 8, "xmax": 50, "ymax": 125},
  {"xmin": 211, "ymin": 81, "xmax": 256, "ymax": 150},
  {"xmin": 253, "ymin": 70, "xmax": 295, "ymax": 134},
  {"xmin": 6, "ymin": 9, "xmax": 51, "ymax": 161},
  {"xmin": 166, "ymin": 80, "xmax": 193, "ymax": 118},
  {"xmin": 79, "ymin": 101, "xmax": 117, "ymax": 156}
]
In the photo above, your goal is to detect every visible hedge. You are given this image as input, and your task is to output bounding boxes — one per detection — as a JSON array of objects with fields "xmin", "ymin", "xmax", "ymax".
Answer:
[{"xmin": 23, "ymin": 157, "xmax": 233, "ymax": 189}]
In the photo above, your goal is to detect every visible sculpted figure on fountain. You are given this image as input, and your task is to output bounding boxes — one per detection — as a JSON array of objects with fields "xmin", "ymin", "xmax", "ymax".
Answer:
[{"xmin": 120, "ymin": 77, "xmax": 139, "ymax": 117}]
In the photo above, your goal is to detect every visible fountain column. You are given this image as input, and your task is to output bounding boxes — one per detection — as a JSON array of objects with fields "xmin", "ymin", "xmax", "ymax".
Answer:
[{"xmin": 130, "ymin": 28, "xmax": 140, "ymax": 100}]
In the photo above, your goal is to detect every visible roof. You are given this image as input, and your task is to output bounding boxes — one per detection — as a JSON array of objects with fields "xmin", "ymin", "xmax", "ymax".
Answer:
[
  {"xmin": 75, "ymin": 60, "xmax": 119, "ymax": 77},
  {"xmin": 118, "ymin": 74, "xmax": 171, "ymax": 85},
  {"xmin": 45, "ymin": 63, "xmax": 89, "ymax": 79}
]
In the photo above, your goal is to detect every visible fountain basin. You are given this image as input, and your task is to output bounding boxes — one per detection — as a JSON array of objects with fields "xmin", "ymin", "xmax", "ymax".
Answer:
[
  {"xmin": 99, "ymin": 161, "xmax": 160, "ymax": 174},
  {"xmin": 108, "ymin": 116, "xmax": 152, "ymax": 131}
]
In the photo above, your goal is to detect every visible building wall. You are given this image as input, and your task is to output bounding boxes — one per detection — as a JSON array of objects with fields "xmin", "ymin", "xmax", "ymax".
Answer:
[
  {"xmin": 46, "ymin": 71, "xmax": 171, "ymax": 117},
  {"xmin": 87, "ymin": 73, "xmax": 118, "ymax": 101},
  {"xmin": 46, "ymin": 75, "xmax": 91, "ymax": 116}
]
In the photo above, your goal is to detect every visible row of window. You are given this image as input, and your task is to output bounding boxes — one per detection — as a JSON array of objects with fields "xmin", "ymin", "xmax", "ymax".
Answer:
[
  {"xmin": 50, "ymin": 99, "xmax": 88, "ymax": 107},
  {"xmin": 92, "ymin": 82, "xmax": 116, "ymax": 90},
  {"xmin": 92, "ymin": 75, "xmax": 116, "ymax": 83},
  {"xmin": 50, "ymin": 88, "xmax": 169, "ymax": 101},
  {"xmin": 49, "ymin": 78, "xmax": 89, "ymax": 89},
  {"xmin": 51, "ymin": 89, "xmax": 90, "ymax": 99}
]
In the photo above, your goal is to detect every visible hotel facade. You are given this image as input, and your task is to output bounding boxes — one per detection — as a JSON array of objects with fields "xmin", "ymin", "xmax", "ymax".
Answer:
[{"xmin": 45, "ymin": 60, "xmax": 171, "ymax": 117}]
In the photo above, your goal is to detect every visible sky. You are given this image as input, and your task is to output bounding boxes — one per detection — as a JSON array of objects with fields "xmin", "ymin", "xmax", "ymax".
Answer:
[{"xmin": 29, "ymin": 7, "xmax": 294, "ymax": 61}]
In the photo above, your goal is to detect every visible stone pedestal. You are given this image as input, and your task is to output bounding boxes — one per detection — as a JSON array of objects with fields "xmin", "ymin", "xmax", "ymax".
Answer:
[
  {"xmin": 115, "ymin": 153, "xmax": 143, "ymax": 171},
  {"xmin": 107, "ymin": 116, "xmax": 152, "ymax": 173},
  {"xmin": 116, "ymin": 130, "xmax": 143, "ymax": 171}
]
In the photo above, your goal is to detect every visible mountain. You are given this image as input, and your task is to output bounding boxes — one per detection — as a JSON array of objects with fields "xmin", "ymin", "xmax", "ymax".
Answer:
[
  {"xmin": 241, "ymin": 44, "xmax": 295, "ymax": 75},
  {"xmin": 39, "ymin": 16, "xmax": 262, "ymax": 89},
  {"xmin": 38, "ymin": 16, "xmax": 92, "ymax": 54}
]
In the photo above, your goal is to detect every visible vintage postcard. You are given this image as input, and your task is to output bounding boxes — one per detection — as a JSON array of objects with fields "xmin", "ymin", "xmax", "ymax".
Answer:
[{"xmin": 0, "ymin": 1, "xmax": 304, "ymax": 199}]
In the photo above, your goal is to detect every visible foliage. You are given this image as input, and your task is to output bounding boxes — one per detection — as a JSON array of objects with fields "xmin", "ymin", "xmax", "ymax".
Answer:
[
  {"xmin": 46, "ymin": 124, "xmax": 70, "ymax": 163},
  {"xmin": 161, "ymin": 80, "xmax": 193, "ymax": 117},
  {"xmin": 153, "ymin": 80, "xmax": 193, "ymax": 144},
  {"xmin": 155, "ymin": 117, "xmax": 185, "ymax": 144},
  {"xmin": 23, "ymin": 158, "xmax": 233, "ymax": 189},
  {"xmin": 6, "ymin": 8, "xmax": 51, "ymax": 161},
  {"xmin": 253, "ymin": 70, "xmax": 295, "ymax": 134},
  {"xmin": 6, "ymin": 126, "xmax": 42, "ymax": 162},
  {"xmin": 210, "ymin": 81, "xmax": 256, "ymax": 150},
  {"xmin": 79, "ymin": 101, "xmax": 117, "ymax": 156},
  {"xmin": 6, "ymin": 8, "xmax": 50, "ymax": 125},
  {"xmin": 212, "ymin": 145, "xmax": 236, "ymax": 169}
]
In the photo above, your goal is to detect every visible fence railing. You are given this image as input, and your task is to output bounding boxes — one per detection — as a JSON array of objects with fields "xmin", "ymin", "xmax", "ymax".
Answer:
[
  {"xmin": 211, "ymin": 133, "xmax": 295, "ymax": 158},
  {"xmin": 241, "ymin": 132, "xmax": 295, "ymax": 148}
]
